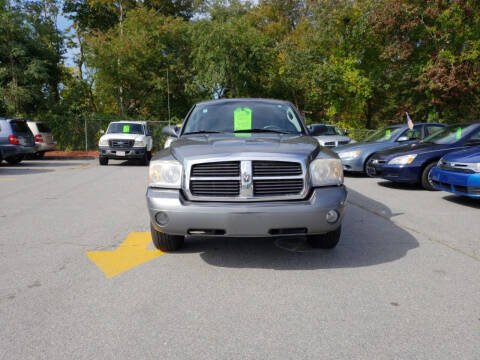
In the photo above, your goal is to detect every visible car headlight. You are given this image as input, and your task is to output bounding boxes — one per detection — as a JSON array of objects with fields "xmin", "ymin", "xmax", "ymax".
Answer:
[
  {"xmin": 310, "ymin": 158, "xmax": 344, "ymax": 187},
  {"xmin": 338, "ymin": 150, "xmax": 360, "ymax": 160},
  {"xmin": 99, "ymin": 138, "xmax": 108, "ymax": 146},
  {"xmin": 134, "ymin": 138, "xmax": 145, "ymax": 147},
  {"xmin": 388, "ymin": 154, "xmax": 417, "ymax": 165},
  {"xmin": 471, "ymin": 163, "xmax": 480, "ymax": 172},
  {"xmin": 148, "ymin": 160, "xmax": 183, "ymax": 188}
]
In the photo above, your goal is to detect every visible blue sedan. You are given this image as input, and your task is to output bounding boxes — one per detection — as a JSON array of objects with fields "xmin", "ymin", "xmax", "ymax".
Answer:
[
  {"xmin": 366, "ymin": 123, "xmax": 480, "ymax": 190},
  {"xmin": 429, "ymin": 146, "xmax": 480, "ymax": 198},
  {"xmin": 334, "ymin": 123, "xmax": 445, "ymax": 173}
]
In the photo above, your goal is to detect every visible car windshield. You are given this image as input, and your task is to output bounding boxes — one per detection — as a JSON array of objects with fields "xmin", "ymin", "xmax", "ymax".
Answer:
[
  {"xmin": 182, "ymin": 101, "xmax": 304, "ymax": 135},
  {"xmin": 364, "ymin": 126, "xmax": 402, "ymax": 142},
  {"xmin": 107, "ymin": 123, "xmax": 144, "ymax": 135},
  {"xmin": 422, "ymin": 124, "xmax": 475, "ymax": 144}
]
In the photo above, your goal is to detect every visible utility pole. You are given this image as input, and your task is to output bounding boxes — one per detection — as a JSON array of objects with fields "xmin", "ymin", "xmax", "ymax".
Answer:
[
  {"xmin": 84, "ymin": 117, "xmax": 88, "ymax": 152},
  {"xmin": 167, "ymin": 67, "xmax": 171, "ymax": 126}
]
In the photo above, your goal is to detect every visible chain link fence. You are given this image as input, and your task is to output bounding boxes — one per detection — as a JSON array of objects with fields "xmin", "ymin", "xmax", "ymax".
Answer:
[{"xmin": 43, "ymin": 115, "xmax": 378, "ymax": 151}]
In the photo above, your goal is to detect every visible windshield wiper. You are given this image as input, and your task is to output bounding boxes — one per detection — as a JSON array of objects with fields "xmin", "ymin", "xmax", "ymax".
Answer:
[
  {"xmin": 183, "ymin": 130, "xmax": 225, "ymax": 135},
  {"xmin": 234, "ymin": 128, "xmax": 293, "ymax": 134}
]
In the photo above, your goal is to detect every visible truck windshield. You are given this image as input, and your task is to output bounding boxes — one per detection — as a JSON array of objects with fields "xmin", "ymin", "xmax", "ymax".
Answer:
[
  {"xmin": 107, "ymin": 123, "xmax": 144, "ymax": 135},
  {"xmin": 182, "ymin": 101, "xmax": 304, "ymax": 135}
]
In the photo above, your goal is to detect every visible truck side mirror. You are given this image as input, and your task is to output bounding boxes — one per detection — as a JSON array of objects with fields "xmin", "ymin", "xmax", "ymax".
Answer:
[
  {"xmin": 100, "ymin": 130, "xmax": 105, "ymax": 134},
  {"xmin": 162, "ymin": 125, "xmax": 178, "ymax": 138}
]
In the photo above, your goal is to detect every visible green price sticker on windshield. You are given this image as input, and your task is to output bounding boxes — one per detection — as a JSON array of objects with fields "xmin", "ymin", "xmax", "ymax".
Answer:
[
  {"xmin": 456, "ymin": 127, "xmax": 461, "ymax": 139},
  {"xmin": 386, "ymin": 129, "xmax": 391, "ymax": 139},
  {"xmin": 234, "ymin": 107, "xmax": 252, "ymax": 131},
  {"xmin": 123, "ymin": 125, "xmax": 130, "ymax": 133}
]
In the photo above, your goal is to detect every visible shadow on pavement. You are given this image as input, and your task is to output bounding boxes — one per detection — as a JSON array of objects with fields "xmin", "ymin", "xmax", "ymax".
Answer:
[
  {"xmin": 0, "ymin": 167, "xmax": 55, "ymax": 175},
  {"xmin": 442, "ymin": 194, "xmax": 480, "ymax": 209},
  {"xmin": 377, "ymin": 180, "xmax": 423, "ymax": 191},
  {"xmin": 177, "ymin": 189, "xmax": 419, "ymax": 270},
  {"xmin": 7, "ymin": 161, "xmax": 90, "ymax": 168}
]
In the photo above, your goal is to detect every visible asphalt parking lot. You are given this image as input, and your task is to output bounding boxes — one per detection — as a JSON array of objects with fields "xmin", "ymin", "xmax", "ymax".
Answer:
[{"xmin": 1, "ymin": 158, "xmax": 479, "ymax": 359}]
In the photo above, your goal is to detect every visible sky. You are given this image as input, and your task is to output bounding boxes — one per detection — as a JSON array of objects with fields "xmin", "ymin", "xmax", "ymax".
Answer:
[{"xmin": 57, "ymin": 11, "xmax": 76, "ymax": 67}]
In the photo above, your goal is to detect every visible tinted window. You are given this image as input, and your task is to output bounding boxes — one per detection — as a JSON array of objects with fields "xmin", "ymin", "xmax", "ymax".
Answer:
[
  {"xmin": 107, "ymin": 123, "xmax": 144, "ymax": 135},
  {"xmin": 364, "ymin": 126, "xmax": 403, "ymax": 142},
  {"xmin": 10, "ymin": 120, "xmax": 30, "ymax": 134},
  {"xmin": 422, "ymin": 124, "xmax": 476, "ymax": 144},
  {"xmin": 37, "ymin": 123, "xmax": 51, "ymax": 132},
  {"xmin": 183, "ymin": 101, "xmax": 303, "ymax": 135},
  {"xmin": 426, "ymin": 125, "xmax": 444, "ymax": 136}
]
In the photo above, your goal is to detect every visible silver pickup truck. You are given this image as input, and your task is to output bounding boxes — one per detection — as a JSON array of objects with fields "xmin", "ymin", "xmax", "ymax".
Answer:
[{"xmin": 146, "ymin": 99, "xmax": 347, "ymax": 251}]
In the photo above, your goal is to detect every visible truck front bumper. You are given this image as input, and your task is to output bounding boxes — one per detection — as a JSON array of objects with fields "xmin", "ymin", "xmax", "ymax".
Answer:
[
  {"xmin": 99, "ymin": 146, "xmax": 146, "ymax": 159},
  {"xmin": 147, "ymin": 186, "xmax": 347, "ymax": 237}
]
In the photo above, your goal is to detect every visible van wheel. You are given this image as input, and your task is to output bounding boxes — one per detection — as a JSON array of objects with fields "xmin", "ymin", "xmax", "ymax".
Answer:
[
  {"xmin": 99, "ymin": 157, "xmax": 108, "ymax": 166},
  {"xmin": 421, "ymin": 162, "xmax": 438, "ymax": 191},
  {"xmin": 151, "ymin": 224, "xmax": 184, "ymax": 251},
  {"xmin": 147, "ymin": 151, "xmax": 152, "ymax": 161},
  {"xmin": 307, "ymin": 226, "xmax": 341, "ymax": 249},
  {"xmin": 5, "ymin": 155, "xmax": 23, "ymax": 165}
]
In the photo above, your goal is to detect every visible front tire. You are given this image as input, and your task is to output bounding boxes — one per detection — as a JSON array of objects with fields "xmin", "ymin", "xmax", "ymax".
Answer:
[
  {"xmin": 140, "ymin": 152, "xmax": 150, "ymax": 166},
  {"xmin": 151, "ymin": 224, "xmax": 184, "ymax": 251},
  {"xmin": 5, "ymin": 155, "xmax": 24, "ymax": 165},
  {"xmin": 99, "ymin": 157, "xmax": 108, "ymax": 166},
  {"xmin": 421, "ymin": 162, "xmax": 438, "ymax": 191},
  {"xmin": 307, "ymin": 226, "xmax": 341, "ymax": 249}
]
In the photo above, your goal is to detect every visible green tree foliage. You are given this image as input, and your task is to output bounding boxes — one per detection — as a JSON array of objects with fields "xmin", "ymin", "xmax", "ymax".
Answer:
[
  {"xmin": 0, "ymin": 0, "xmax": 63, "ymax": 116},
  {"xmin": 2, "ymin": 0, "xmax": 480, "ymax": 149}
]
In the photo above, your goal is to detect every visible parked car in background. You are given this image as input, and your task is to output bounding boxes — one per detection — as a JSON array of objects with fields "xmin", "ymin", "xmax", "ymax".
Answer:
[
  {"xmin": 366, "ymin": 123, "xmax": 480, "ymax": 190},
  {"xmin": 27, "ymin": 121, "xmax": 56, "ymax": 158},
  {"xmin": 429, "ymin": 146, "xmax": 480, "ymax": 198},
  {"xmin": 0, "ymin": 118, "xmax": 36, "ymax": 165},
  {"xmin": 308, "ymin": 124, "xmax": 352, "ymax": 148},
  {"xmin": 147, "ymin": 98, "xmax": 347, "ymax": 251},
  {"xmin": 334, "ymin": 123, "xmax": 445, "ymax": 173},
  {"xmin": 98, "ymin": 121, "xmax": 153, "ymax": 166}
]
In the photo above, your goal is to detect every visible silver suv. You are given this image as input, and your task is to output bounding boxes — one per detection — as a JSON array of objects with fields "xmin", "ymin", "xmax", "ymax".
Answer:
[
  {"xmin": 146, "ymin": 99, "xmax": 347, "ymax": 251},
  {"xmin": 27, "ymin": 121, "xmax": 57, "ymax": 158},
  {"xmin": 0, "ymin": 118, "xmax": 36, "ymax": 165}
]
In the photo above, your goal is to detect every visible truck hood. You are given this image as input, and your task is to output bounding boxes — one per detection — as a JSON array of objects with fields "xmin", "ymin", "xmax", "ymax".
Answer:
[
  {"xmin": 100, "ymin": 133, "xmax": 144, "ymax": 141},
  {"xmin": 169, "ymin": 133, "xmax": 326, "ymax": 163}
]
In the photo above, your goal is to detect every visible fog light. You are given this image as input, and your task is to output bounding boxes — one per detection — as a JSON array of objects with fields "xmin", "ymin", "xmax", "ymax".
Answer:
[
  {"xmin": 155, "ymin": 211, "xmax": 169, "ymax": 226},
  {"xmin": 326, "ymin": 210, "xmax": 339, "ymax": 224}
]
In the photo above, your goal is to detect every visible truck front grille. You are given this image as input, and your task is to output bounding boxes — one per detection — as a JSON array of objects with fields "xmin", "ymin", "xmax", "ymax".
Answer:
[
  {"xmin": 253, "ymin": 179, "xmax": 304, "ymax": 196},
  {"xmin": 191, "ymin": 161, "xmax": 240, "ymax": 177},
  {"xmin": 190, "ymin": 180, "xmax": 240, "ymax": 196},
  {"xmin": 110, "ymin": 139, "xmax": 134, "ymax": 148},
  {"xmin": 187, "ymin": 160, "xmax": 306, "ymax": 201},
  {"xmin": 252, "ymin": 161, "xmax": 302, "ymax": 176}
]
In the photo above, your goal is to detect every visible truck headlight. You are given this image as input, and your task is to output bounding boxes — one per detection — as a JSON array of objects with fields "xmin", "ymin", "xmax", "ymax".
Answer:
[
  {"xmin": 388, "ymin": 154, "xmax": 417, "ymax": 165},
  {"xmin": 99, "ymin": 138, "xmax": 108, "ymax": 146},
  {"xmin": 149, "ymin": 160, "xmax": 182, "ymax": 188},
  {"xmin": 310, "ymin": 158, "xmax": 344, "ymax": 187},
  {"xmin": 338, "ymin": 150, "xmax": 360, "ymax": 160},
  {"xmin": 134, "ymin": 139, "xmax": 145, "ymax": 147}
]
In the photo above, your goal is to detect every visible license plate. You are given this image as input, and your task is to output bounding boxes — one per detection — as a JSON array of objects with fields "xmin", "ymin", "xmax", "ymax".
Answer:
[
  {"xmin": 19, "ymin": 137, "xmax": 25, "ymax": 145},
  {"xmin": 116, "ymin": 151, "xmax": 125, "ymax": 156}
]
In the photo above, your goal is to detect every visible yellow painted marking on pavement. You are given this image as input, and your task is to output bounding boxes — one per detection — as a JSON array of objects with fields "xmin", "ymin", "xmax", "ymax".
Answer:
[
  {"xmin": 0, "ymin": 178, "xmax": 16, "ymax": 181},
  {"xmin": 86, "ymin": 232, "xmax": 164, "ymax": 278}
]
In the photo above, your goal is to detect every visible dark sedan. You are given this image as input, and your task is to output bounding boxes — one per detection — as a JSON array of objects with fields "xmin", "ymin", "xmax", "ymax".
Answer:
[
  {"xmin": 334, "ymin": 122, "xmax": 445, "ymax": 173},
  {"xmin": 366, "ymin": 123, "xmax": 480, "ymax": 190}
]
